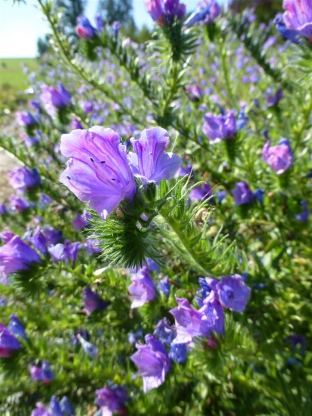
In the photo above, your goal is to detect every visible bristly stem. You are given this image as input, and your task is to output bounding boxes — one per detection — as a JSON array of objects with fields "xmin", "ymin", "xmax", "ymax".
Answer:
[{"xmin": 156, "ymin": 212, "xmax": 212, "ymax": 276}]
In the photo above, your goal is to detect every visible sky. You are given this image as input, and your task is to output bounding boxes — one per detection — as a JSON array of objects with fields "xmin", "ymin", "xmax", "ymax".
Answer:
[{"xmin": 0, "ymin": 0, "xmax": 226, "ymax": 58}]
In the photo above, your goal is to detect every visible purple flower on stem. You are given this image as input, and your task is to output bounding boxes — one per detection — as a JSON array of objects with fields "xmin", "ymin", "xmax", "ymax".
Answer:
[
  {"xmin": 128, "ymin": 127, "xmax": 182, "ymax": 185},
  {"xmin": 185, "ymin": 85, "xmax": 203, "ymax": 102},
  {"xmin": 72, "ymin": 212, "xmax": 89, "ymax": 231},
  {"xmin": 28, "ymin": 226, "xmax": 48, "ymax": 254},
  {"xmin": 8, "ymin": 314, "xmax": 27, "ymax": 340},
  {"xmin": 295, "ymin": 200, "xmax": 310, "ymax": 222},
  {"xmin": 71, "ymin": 117, "xmax": 83, "ymax": 130},
  {"xmin": 128, "ymin": 267, "xmax": 156, "ymax": 308},
  {"xmin": 215, "ymin": 274, "xmax": 251, "ymax": 313},
  {"xmin": 95, "ymin": 14, "xmax": 104, "ymax": 33},
  {"xmin": 31, "ymin": 403, "xmax": 52, "ymax": 416},
  {"xmin": 16, "ymin": 111, "xmax": 37, "ymax": 127},
  {"xmin": 189, "ymin": 182, "xmax": 213, "ymax": 202},
  {"xmin": 131, "ymin": 334, "xmax": 171, "ymax": 392},
  {"xmin": 282, "ymin": 0, "xmax": 312, "ymax": 42},
  {"xmin": 30, "ymin": 360, "xmax": 54, "ymax": 384},
  {"xmin": 232, "ymin": 181, "xmax": 254, "ymax": 206},
  {"xmin": 41, "ymin": 83, "xmax": 71, "ymax": 117},
  {"xmin": 77, "ymin": 334, "xmax": 98, "ymax": 358},
  {"xmin": 9, "ymin": 195, "xmax": 30, "ymax": 211},
  {"xmin": 48, "ymin": 240, "xmax": 81, "ymax": 264},
  {"xmin": 60, "ymin": 127, "xmax": 136, "ymax": 219},
  {"xmin": 185, "ymin": 0, "xmax": 220, "ymax": 27},
  {"xmin": 144, "ymin": 0, "xmax": 186, "ymax": 26},
  {"xmin": 169, "ymin": 343, "xmax": 187, "ymax": 363},
  {"xmin": 8, "ymin": 167, "xmax": 41, "ymax": 191},
  {"xmin": 0, "ymin": 236, "xmax": 41, "ymax": 280},
  {"xmin": 262, "ymin": 139, "xmax": 293, "ymax": 174},
  {"xmin": 83, "ymin": 287, "xmax": 110, "ymax": 315},
  {"xmin": 112, "ymin": 21, "xmax": 121, "ymax": 39},
  {"xmin": 60, "ymin": 396, "xmax": 75, "ymax": 416},
  {"xmin": 170, "ymin": 294, "xmax": 224, "ymax": 344},
  {"xmin": 202, "ymin": 111, "xmax": 237, "ymax": 144},
  {"xmin": 76, "ymin": 16, "xmax": 97, "ymax": 39},
  {"xmin": 0, "ymin": 324, "xmax": 21, "ymax": 357},
  {"xmin": 50, "ymin": 397, "xmax": 63, "ymax": 416},
  {"xmin": 267, "ymin": 88, "xmax": 283, "ymax": 107},
  {"xmin": 0, "ymin": 228, "xmax": 15, "ymax": 243},
  {"xmin": 157, "ymin": 276, "xmax": 170, "ymax": 298},
  {"xmin": 95, "ymin": 385, "xmax": 129, "ymax": 416},
  {"xmin": 154, "ymin": 317, "xmax": 176, "ymax": 345}
]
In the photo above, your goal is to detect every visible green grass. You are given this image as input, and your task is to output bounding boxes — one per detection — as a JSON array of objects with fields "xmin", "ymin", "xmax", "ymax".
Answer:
[{"xmin": 0, "ymin": 58, "xmax": 38, "ymax": 92}]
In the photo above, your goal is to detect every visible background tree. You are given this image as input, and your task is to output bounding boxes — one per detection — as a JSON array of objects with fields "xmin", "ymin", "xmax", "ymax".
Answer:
[
  {"xmin": 97, "ymin": 0, "xmax": 133, "ymax": 25},
  {"xmin": 37, "ymin": 34, "xmax": 51, "ymax": 57},
  {"xmin": 229, "ymin": 0, "xmax": 282, "ymax": 22}
]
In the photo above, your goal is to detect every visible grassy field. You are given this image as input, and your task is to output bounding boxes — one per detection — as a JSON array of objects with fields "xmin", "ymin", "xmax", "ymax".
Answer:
[{"xmin": 0, "ymin": 58, "xmax": 38, "ymax": 92}]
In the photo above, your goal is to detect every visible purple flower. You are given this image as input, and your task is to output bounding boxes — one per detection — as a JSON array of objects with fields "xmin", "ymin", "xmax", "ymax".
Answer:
[
  {"xmin": 0, "ymin": 204, "xmax": 7, "ymax": 215},
  {"xmin": 128, "ymin": 267, "xmax": 156, "ymax": 308},
  {"xmin": 169, "ymin": 343, "xmax": 187, "ymax": 363},
  {"xmin": 83, "ymin": 101, "xmax": 93, "ymax": 114},
  {"xmin": 0, "ymin": 228, "xmax": 15, "ymax": 243},
  {"xmin": 0, "ymin": 236, "xmax": 41, "ymax": 279},
  {"xmin": 28, "ymin": 226, "xmax": 48, "ymax": 254},
  {"xmin": 157, "ymin": 276, "xmax": 170, "ymax": 298},
  {"xmin": 286, "ymin": 334, "xmax": 307, "ymax": 350},
  {"xmin": 83, "ymin": 287, "xmax": 110, "ymax": 315},
  {"xmin": 8, "ymin": 167, "xmax": 41, "ymax": 191},
  {"xmin": 202, "ymin": 111, "xmax": 237, "ymax": 143},
  {"xmin": 267, "ymin": 88, "xmax": 283, "ymax": 107},
  {"xmin": 189, "ymin": 182, "xmax": 213, "ymax": 202},
  {"xmin": 9, "ymin": 195, "xmax": 30, "ymax": 211},
  {"xmin": 185, "ymin": 85, "xmax": 203, "ymax": 102},
  {"xmin": 214, "ymin": 275, "xmax": 251, "ymax": 313},
  {"xmin": 170, "ymin": 294, "xmax": 224, "ymax": 344},
  {"xmin": 84, "ymin": 238, "xmax": 101, "ymax": 255},
  {"xmin": 72, "ymin": 212, "xmax": 89, "ymax": 231},
  {"xmin": 282, "ymin": 0, "xmax": 312, "ymax": 42},
  {"xmin": 60, "ymin": 127, "xmax": 136, "ymax": 219},
  {"xmin": 232, "ymin": 181, "xmax": 254, "ymax": 206},
  {"xmin": 16, "ymin": 111, "xmax": 37, "ymax": 127},
  {"xmin": 60, "ymin": 396, "xmax": 75, "ymax": 416},
  {"xmin": 144, "ymin": 0, "xmax": 186, "ymax": 26},
  {"xmin": 0, "ymin": 324, "xmax": 21, "ymax": 357},
  {"xmin": 175, "ymin": 162, "xmax": 192, "ymax": 177},
  {"xmin": 95, "ymin": 385, "xmax": 129, "ymax": 416},
  {"xmin": 95, "ymin": 14, "xmax": 104, "ymax": 33},
  {"xmin": 131, "ymin": 334, "xmax": 171, "ymax": 392},
  {"xmin": 77, "ymin": 334, "xmax": 98, "ymax": 358},
  {"xmin": 128, "ymin": 127, "xmax": 182, "ymax": 185},
  {"xmin": 154, "ymin": 317, "xmax": 176, "ymax": 345},
  {"xmin": 42, "ymin": 227, "xmax": 63, "ymax": 245},
  {"xmin": 50, "ymin": 397, "xmax": 63, "ymax": 416},
  {"xmin": 295, "ymin": 200, "xmax": 310, "ymax": 222},
  {"xmin": 31, "ymin": 403, "xmax": 52, "ymax": 416},
  {"xmin": 185, "ymin": 0, "xmax": 220, "ymax": 27},
  {"xmin": 7, "ymin": 314, "xmax": 27, "ymax": 340},
  {"xmin": 41, "ymin": 83, "xmax": 71, "ymax": 117},
  {"xmin": 30, "ymin": 360, "xmax": 54, "ymax": 384},
  {"xmin": 71, "ymin": 117, "xmax": 83, "ymax": 130},
  {"xmin": 275, "ymin": 15, "xmax": 301, "ymax": 44},
  {"xmin": 48, "ymin": 240, "xmax": 81, "ymax": 264},
  {"xmin": 112, "ymin": 21, "xmax": 121, "ymax": 39},
  {"xmin": 262, "ymin": 139, "xmax": 293, "ymax": 174},
  {"xmin": 76, "ymin": 16, "xmax": 97, "ymax": 39}
]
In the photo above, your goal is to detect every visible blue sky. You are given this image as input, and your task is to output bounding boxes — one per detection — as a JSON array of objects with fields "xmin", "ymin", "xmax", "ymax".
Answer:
[{"xmin": 0, "ymin": 0, "xmax": 227, "ymax": 58}]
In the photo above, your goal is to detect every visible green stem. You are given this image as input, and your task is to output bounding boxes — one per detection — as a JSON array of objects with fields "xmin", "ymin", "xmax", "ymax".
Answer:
[
  {"xmin": 157, "ymin": 212, "xmax": 212, "ymax": 276},
  {"xmin": 218, "ymin": 39, "xmax": 237, "ymax": 109},
  {"xmin": 38, "ymin": 0, "xmax": 142, "ymax": 126}
]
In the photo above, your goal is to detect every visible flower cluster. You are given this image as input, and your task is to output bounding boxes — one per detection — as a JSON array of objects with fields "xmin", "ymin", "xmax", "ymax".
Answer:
[
  {"xmin": 144, "ymin": 0, "xmax": 186, "ymax": 26},
  {"xmin": 60, "ymin": 126, "xmax": 181, "ymax": 219}
]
